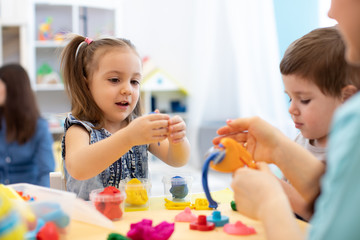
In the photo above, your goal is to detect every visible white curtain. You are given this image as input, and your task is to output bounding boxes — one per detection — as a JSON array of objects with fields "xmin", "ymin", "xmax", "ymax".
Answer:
[{"xmin": 187, "ymin": 0, "xmax": 295, "ymax": 168}]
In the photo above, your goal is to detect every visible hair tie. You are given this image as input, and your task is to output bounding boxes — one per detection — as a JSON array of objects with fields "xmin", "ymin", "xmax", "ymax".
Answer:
[{"xmin": 84, "ymin": 37, "xmax": 93, "ymax": 45}]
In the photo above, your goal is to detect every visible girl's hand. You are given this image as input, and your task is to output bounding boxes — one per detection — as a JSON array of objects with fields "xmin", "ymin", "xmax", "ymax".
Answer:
[
  {"xmin": 126, "ymin": 114, "xmax": 170, "ymax": 146},
  {"xmin": 231, "ymin": 162, "xmax": 288, "ymax": 220},
  {"xmin": 168, "ymin": 115, "xmax": 187, "ymax": 144}
]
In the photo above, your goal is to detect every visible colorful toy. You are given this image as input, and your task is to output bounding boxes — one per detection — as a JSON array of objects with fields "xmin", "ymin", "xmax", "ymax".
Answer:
[
  {"xmin": 169, "ymin": 176, "xmax": 188, "ymax": 199},
  {"xmin": 189, "ymin": 215, "xmax": 215, "ymax": 231},
  {"xmin": 0, "ymin": 190, "xmax": 27, "ymax": 240},
  {"xmin": 206, "ymin": 210, "xmax": 229, "ymax": 227},
  {"xmin": 202, "ymin": 137, "xmax": 256, "ymax": 209},
  {"xmin": 127, "ymin": 219, "xmax": 174, "ymax": 240},
  {"xmin": 174, "ymin": 207, "xmax": 197, "ymax": 222},
  {"xmin": 223, "ymin": 221, "xmax": 257, "ymax": 235},
  {"xmin": 90, "ymin": 186, "xmax": 125, "ymax": 221},
  {"xmin": 38, "ymin": 17, "xmax": 53, "ymax": 41}
]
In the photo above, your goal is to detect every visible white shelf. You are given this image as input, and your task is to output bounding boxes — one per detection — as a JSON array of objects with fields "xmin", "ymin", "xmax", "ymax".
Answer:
[{"xmin": 36, "ymin": 84, "xmax": 64, "ymax": 91}]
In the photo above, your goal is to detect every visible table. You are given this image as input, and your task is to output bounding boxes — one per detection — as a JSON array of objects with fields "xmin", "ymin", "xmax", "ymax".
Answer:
[{"xmin": 67, "ymin": 188, "xmax": 308, "ymax": 240}]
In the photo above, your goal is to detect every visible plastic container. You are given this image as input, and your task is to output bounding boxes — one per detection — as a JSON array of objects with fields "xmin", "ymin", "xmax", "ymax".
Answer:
[
  {"xmin": 6, "ymin": 183, "xmax": 76, "ymax": 237},
  {"xmin": 162, "ymin": 173, "xmax": 193, "ymax": 202},
  {"xmin": 119, "ymin": 178, "xmax": 151, "ymax": 211},
  {"xmin": 89, "ymin": 187, "xmax": 125, "ymax": 221}
]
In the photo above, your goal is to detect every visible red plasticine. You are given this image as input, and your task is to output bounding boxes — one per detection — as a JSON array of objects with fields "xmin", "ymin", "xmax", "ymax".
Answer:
[
  {"xmin": 189, "ymin": 215, "xmax": 215, "ymax": 231},
  {"xmin": 127, "ymin": 219, "xmax": 174, "ymax": 240},
  {"xmin": 223, "ymin": 221, "xmax": 256, "ymax": 235},
  {"xmin": 94, "ymin": 186, "xmax": 124, "ymax": 220}
]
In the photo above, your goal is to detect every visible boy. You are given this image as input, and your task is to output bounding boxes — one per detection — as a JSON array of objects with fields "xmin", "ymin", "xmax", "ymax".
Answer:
[{"xmin": 279, "ymin": 26, "xmax": 359, "ymax": 220}]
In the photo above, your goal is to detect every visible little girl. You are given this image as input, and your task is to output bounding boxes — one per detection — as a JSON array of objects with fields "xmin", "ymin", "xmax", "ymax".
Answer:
[{"xmin": 60, "ymin": 35, "xmax": 190, "ymax": 200}]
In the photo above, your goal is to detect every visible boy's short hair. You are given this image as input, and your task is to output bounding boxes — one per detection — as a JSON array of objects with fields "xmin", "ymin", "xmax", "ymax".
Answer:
[{"xmin": 280, "ymin": 26, "xmax": 360, "ymax": 97}]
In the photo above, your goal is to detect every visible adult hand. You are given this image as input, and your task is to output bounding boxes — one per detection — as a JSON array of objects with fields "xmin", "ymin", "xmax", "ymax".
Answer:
[
  {"xmin": 231, "ymin": 162, "xmax": 288, "ymax": 220},
  {"xmin": 213, "ymin": 117, "xmax": 285, "ymax": 164}
]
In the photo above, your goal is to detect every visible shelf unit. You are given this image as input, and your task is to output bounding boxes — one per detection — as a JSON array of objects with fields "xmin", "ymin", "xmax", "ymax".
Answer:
[{"xmin": 24, "ymin": 0, "xmax": 122, "ymax": 134}]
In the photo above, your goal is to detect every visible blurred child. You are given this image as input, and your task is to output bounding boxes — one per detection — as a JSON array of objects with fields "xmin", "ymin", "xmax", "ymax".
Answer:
[
  {"xmin": 0, "ymin": 64, "xmax": 55, "ymax": 187},
  {"xmin": 279, "ymin": 26, "xmax": 359, "ymax": 220},
  {"xmin": 60, "ymin": 35, "xmax": 190, "ymax": 200}
]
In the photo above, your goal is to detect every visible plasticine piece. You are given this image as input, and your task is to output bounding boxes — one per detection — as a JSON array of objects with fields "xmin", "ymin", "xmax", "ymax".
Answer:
[
  {"xmin": 223, "ymin": 221, "xmax": 257, "ymax": 235},
  {"xmin": 164, "ymin": 198, "xmax": 192, "ymax": 210},
  {"xmin": 169, "ymin": 176, "xmax": 188, "ymax": 199},
  {"xmin": 206, "ymin": 210, "xmax": 229, "ymax": 227},
  {"xmin": 127, "ymin": 219, "xmax": 174, "ymax": 240},
  {"xmin": 192, "ymin": 198, "xmax": 213, "ymax": 210},
  {"xmin": 189, "ymin": 215, "xmax": 215, "ymax": 231},
  {"xmin": 93, "ymin": 187, "xmax": 124, "ymax": 220},
  {"xmin": 231, "ymin": 200, "xmax": 237, "ymax": 211},
  {"xmin": 36, "ymin": 221, "xmax": 59, "ymax": 240},
  {"xmin": 174, "ymin": 207, "xmax": 198, "ymax": 222},
  {"xmin": 107, "ymin": 232, "xmax": 131, "ymax": 240},
  {"xmin": 125, "ymin": 179, "xmax": 148, "ymax": 205}
]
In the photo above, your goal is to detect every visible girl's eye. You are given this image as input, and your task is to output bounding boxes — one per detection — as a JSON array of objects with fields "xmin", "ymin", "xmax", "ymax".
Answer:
[
  {"xmin": 131, "ymin": 80, "xmax": 140, "ymax": 85},
  {"xmin": 288, "ymin": 98, "xmax": 292, "ymax": 103},
  {"xmin": 108, "ymin": 78, "xmax": 119, "ymax": 83},
  {"xmin": 300, "ymin": 99, "xmax": 311, "ymax": 104}
]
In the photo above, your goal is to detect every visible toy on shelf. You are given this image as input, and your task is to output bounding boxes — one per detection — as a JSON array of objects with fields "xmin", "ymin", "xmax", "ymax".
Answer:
[
  {"xmin": 119, "ymin": 178, "xmax": 151, "ymax": 212},
  {"xmin": 38, "ymin": 17, "xmax": 53, "ymax": 41},
  {"xmin": 127, "ymin": 219, "xmax": 174, "ymax": 240},
  {"xmin": 36, "ymin": 63, "xmax": 62, "ymax": 85},
  {"xmin": 202, "ymin": 137, "xmax": 257, "ymax": 209}
]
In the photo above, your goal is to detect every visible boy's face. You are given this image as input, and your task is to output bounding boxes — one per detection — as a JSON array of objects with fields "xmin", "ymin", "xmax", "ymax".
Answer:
[
  {"xmin": 283, "ymin": 74, "xmax": 343, "ymax": 147},
  {"xmin": 89, "ymin": 47, "xmax": 142, "ymax": 132}
]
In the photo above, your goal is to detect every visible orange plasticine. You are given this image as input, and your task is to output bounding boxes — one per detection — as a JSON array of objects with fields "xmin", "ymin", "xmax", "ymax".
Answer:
[{"xmin": 210, "ymin": 138, "xmax": 256, "ymax": 173}]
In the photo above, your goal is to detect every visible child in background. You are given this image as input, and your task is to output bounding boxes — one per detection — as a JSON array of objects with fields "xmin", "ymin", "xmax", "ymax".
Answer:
[
  {"xmin": 279, "ymin": 26, "xmax": 359, "ymax": 220},
  {"xmin": 60, "ymin": 35, "xmax": 190, "ymax": 200},
  {"xmin": 0, "ymin": 64, "xmax": 55, "ymax": 187}
]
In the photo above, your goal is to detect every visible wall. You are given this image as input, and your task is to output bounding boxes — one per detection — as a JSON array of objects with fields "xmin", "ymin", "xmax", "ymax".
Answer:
[{"xmin": 273, "ymin": 0, "xmax": 319, "ymax": 58}]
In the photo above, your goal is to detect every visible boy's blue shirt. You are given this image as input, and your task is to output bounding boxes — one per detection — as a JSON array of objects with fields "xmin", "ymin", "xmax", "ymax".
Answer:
[
  {"xmin": 0, "ymin": 117, "xmax": 55, "ymax": 187},
  {"xmin": 309, "ymin": 92, "xmax": 360, "ymax": 239},
  {"xmin": 62, "ymin": 113, "xmax": 148, "ymax": 200}
]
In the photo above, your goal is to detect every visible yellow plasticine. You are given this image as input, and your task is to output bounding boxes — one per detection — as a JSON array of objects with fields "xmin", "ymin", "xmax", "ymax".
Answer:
[
  {"xmin": 192, "ymin": 198, "xmax": 213, "ymax": 210},
  {"xmin": 0, "ymin": 184, "xmax": 23, "ymax": 201},
  {"xmin": 164, "ymin": 198, "xmax": 192, "ymax": 210},
  {"xmin": 125, "ymin": 179, "xmax": 148, "ymax": 205}
]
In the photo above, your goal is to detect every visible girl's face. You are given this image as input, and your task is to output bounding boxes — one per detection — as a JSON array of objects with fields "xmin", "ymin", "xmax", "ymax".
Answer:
[
  {"xmin": 328, "ymin": 0, "xmax": 360, "ymax": 65},
  {"xmin": 0, "ymin": 79, "xmax": 6, "ymax": 106},
  {"xmin": 89, "ymin": 47, "xmax": 142, "ymax": 132},
  {"xmin": 283, "ymin": 74, "xmax": 343, "ymax": 147}
]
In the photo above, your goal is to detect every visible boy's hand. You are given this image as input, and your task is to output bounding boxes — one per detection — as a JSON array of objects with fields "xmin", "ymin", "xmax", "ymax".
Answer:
[{"xmin": 168, "ymin": 115, "xmax": 187, "ymax": 144}]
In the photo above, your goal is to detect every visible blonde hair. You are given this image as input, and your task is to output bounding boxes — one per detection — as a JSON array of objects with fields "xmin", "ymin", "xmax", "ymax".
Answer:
[{"xmin": 60, "ymin": 34, "xmax": 142, "ymax": 128}]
